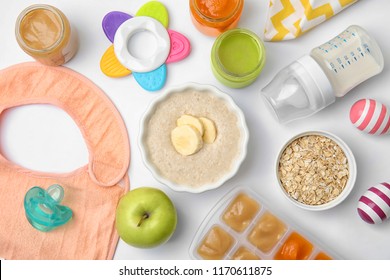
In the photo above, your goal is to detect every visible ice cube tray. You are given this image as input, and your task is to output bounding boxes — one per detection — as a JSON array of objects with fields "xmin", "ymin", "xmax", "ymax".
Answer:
[{"xmin": 189, "ymin": 187, "xmax": 341, "ymax": 260}]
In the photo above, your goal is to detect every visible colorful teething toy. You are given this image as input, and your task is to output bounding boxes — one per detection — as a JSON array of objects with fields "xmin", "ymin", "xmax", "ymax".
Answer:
[
  {"xmin": 24, "ymin": 184, "xmax": 73, "ymax": 232},
  {"xmin": 100, "ymin": 1, "xmax": 191, "ymax": 91},
  {"xmin": 350, "ymin": 98, "xmax": 390, "ymax": 135}
]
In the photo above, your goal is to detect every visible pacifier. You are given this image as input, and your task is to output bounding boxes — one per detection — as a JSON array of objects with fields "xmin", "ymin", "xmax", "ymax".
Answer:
[
  {"xmin": 100, "ymin": 1, "xmax": 191, "ymax": 92},
  {"xmin": 24, "ymin": 184, "xmax": 73, "ymax": 232}
]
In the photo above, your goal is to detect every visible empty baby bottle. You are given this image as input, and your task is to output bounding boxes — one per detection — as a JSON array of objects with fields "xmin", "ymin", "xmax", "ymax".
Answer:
[{"xmin": 262, "ymin": 25, "xmax": 384, "ymax": 123}]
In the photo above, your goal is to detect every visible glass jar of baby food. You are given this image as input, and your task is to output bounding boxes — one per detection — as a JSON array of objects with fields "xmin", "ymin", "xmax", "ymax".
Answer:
[
  {"xmin": 189, "ymin": 0, "xmax": 244, "ymax": 37},
  {"xmin": 211, "ymin": 29, "xmax": 266, "ymax": 88},
  {"xmin": 15, "ymin": 4, "xmax": 78, "ymax": 66}
]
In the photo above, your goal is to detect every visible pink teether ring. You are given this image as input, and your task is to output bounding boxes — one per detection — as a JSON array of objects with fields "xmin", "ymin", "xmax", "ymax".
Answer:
[{"xmin": 166, "ymin": 30, "xmax": 191, "ymax": 64}]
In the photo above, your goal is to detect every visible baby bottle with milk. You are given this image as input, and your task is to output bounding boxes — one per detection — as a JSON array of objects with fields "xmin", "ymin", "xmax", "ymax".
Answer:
[{"xmin": 262, "ymin": 25, "xmax": 384, "ymax": 123}]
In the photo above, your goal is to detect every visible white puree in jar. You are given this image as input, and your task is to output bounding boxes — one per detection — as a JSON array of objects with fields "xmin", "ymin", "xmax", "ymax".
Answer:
[{"xmin": 145, "ymin": 88, "xmax": 242, "ymax": 188}]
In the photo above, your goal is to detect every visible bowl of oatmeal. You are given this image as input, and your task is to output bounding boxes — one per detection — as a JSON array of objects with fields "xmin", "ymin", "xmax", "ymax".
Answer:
[
  {"xmin": 139, "ymin": 83, "xmax": 249, "ymax": 193},
  {"xmin": 276, "ymin": 131, "xmax": 357, "ymax": 211}
]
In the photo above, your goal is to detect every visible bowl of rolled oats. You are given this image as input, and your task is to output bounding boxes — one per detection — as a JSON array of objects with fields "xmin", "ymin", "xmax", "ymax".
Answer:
[{"xmin": 276, "ymin": 131, "xmax": 357, "ymax": 211}]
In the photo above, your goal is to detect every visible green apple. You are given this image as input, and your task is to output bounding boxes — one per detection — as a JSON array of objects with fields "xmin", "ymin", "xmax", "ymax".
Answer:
[{"xmin": 115, "ymin": 187, "xmax": 177, "ymax": 248}]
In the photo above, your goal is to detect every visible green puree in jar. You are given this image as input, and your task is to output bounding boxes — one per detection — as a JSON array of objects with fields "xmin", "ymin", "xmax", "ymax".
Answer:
[
  {"xmin": 211, "ymin": 29, "xmax": 266, "ymax": 88},
  {"xmin": 218, "ymin": 32, "xmax": 260, "ymax": 75}
]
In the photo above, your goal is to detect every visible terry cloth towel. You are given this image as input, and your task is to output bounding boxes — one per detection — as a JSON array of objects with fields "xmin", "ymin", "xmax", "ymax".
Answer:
[
  {"xmin": 264, "ymin": 0, "xmax": 358, "ymax": 41},
  {"xmin": 0, "ymin": 62, "xmax": 130, "ymax": 259}
]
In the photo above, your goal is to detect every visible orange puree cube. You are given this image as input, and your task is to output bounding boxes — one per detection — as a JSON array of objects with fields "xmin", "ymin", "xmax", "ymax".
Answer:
[
  {"xmin": 248, "ymin": 212, "xmax": 287, "ymax": 253},
  {"xmin": 274, "ymin": 232, "xmax": 314, "ymax": 260},
  {"xmin": 222, "ymin": 193, "xmax": 260, "ymax": 232},
  {"xmin": 314, "ymin": 252, "xmax": 332, "ymax": 260},
  {"xmin": 197, "ymin": 226, "xmax": 234, "ymax": 260},
  {"xmin": 231, "ymin": 247, "xmax": 260, "ymax": 260}
]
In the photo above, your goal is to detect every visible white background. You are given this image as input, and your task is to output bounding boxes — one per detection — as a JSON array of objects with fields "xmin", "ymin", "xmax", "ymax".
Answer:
[
  {"xmin": 2, "ymin": 260, "xmax": 390, "ymax": 280},
  {"xmin": 0, "ymin": 0, "xmax": 389, "ymax": 260}
]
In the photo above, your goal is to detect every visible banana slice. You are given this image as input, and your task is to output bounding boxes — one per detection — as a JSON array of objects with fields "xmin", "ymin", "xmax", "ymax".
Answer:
[
  {"xmin": 177, "ymin": 114, "xmax": 204, "ymax": 136},
  {"xmin": 199, "ymin": 117, "xmax": 217, "ymax": 144},
  {"xmin": 171, "ymin": 125, "xmax": 203, "ymax": 156}
]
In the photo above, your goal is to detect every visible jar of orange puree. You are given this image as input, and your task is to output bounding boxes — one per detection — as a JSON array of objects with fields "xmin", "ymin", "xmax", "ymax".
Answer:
[
  {"xmin": 15, "ymin": 4, "xmax": 78, "ymax": 66},
  {"xmin": 190, "ymin": 0, "xmax": 244, "ymax": 36}
]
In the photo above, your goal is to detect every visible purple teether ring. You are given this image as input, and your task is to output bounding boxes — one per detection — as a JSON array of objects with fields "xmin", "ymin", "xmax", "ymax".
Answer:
[{"xmin": 102, "ymin": 11, "xmax": 132, "ymax": 43}]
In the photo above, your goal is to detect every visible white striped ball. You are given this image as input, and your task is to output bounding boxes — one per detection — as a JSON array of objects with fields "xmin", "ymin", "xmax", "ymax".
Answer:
[
  {"xmin": 350, "ymin": 99, "xmax": 390, "ymax": 135},
  {"xmin": 357, "ymin": 182, "xmax": 390, "ymax": 224}
]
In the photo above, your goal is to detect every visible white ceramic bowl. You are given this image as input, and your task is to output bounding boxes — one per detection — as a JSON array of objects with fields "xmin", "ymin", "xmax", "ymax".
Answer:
[
  {"xmin": 139, "ymin": 83, "xmax": 249, "ymax": 193},
  {"xmin": 275, "ymin": 131, "xmax": 357, "ymax": 211}
]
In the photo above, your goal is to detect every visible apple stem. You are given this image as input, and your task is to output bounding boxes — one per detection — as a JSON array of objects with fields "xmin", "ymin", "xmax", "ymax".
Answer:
[{"xmin": 137, "ymin": 213, "xmax": 149, "ymax": 227}]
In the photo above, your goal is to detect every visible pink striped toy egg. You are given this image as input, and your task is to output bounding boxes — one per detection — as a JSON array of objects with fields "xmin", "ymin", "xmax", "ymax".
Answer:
[
  {"xmin": 350, "ymin": 99, "xmax": 390, "ymax": 135},
  {"xmin": 357, "ymin": 182, "xmax": 390, "ymax": 224}
]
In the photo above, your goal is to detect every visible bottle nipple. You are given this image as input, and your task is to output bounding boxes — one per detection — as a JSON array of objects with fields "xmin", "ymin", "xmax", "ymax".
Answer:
[
  {"xmin": 272, "ymin": 76, "xmax": 310, "ymax": 109},
  {"xmin": 261, "ymin": 55, "xmax": 335, "ymax": 123}
]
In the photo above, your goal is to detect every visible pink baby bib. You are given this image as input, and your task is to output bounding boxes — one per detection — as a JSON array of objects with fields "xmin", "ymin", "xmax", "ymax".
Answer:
[{"xmin": 0, "ymin": 63, "xmax": 130, "ymax": 259}]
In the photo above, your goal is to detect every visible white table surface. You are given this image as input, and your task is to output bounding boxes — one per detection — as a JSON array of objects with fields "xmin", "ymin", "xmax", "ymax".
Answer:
[{"xmin": 0, "ymin": 0, "xmax": 389, "ymax": 260}]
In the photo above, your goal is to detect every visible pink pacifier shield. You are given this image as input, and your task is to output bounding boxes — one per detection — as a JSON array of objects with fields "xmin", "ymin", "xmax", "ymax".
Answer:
[
  {"xmin": 350, "ymin": 98, "xmax": 390, "ymax": 135},
  {"xmin": 102, "ymin": 11, "xmax": 132, "ymax": 43},
  {"xmin": 358, "ymin": 182, "xmax": 390, "ymax": 224},
  {"xmin": 166, "ymin": 30, "xmax": 191, "ymax": 64}
]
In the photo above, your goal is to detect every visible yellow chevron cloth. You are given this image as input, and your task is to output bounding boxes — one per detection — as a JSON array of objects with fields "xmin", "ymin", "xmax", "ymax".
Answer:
[{"xmin": 264, "ymin": 0, "xmax": 358, "ymax": 41}]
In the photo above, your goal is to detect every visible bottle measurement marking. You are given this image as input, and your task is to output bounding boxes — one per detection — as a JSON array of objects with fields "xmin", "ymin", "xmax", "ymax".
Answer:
[
  {"xmin": 326, "ymin": 45, "xmax": 373, "ymax": 73},
  {"xmin": 326, "ymin": 26, "xmax": 381, "ymax": 90}
]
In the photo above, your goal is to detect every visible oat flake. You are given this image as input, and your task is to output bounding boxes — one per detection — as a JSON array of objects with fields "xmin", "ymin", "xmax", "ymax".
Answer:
[{"xmin": 278, "ymin": 135, "xmax": 349, "ymax": 206}]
